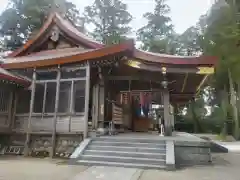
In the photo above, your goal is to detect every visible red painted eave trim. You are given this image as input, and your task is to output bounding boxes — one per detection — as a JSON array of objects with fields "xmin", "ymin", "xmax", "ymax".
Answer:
[
  {"xmin": 0, "ymin": 74, "xmax": 30, "ymax": 87},
  {"xmin": 0, "ymin": 64, "xmax": 31, "ymax": 86},
  {"xmin": 133, "ymin": 49, "xmax": 218, "ymax": 66}
]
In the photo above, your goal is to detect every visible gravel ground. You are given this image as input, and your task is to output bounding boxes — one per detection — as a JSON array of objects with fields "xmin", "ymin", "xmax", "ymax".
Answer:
[
  {"xmin": 0, "ymin": 153, "xmax": 240, "ymax": 180},
  {"xmin": 140, "ymin": 153, "xmax": 240, "ymax": 180},
  {"xmin": 0, "ymin": 156, "xmax": 88, "ymax": 180}
]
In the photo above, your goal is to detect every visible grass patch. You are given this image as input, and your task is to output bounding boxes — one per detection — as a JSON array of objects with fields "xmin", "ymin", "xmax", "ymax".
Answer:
[{"xmin": 216, "ymin": 134, "xmax": 227, "ymax": 141}]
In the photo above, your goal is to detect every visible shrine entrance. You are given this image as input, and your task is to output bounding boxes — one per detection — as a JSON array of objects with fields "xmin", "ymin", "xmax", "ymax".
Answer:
[
  {"xmin": 100, "ymin": 79, "xmax": 174, "ymax": 135},
  {"xmin": 87, "ymin": 49, "xmax": 216, "ymax": 137},
  {"xmin": 116, "ymin": 90, "xmax": 164, "ymax": 133},
  {"xmin": 89, "ymin": 63, "xmax": 176, "ymax": 136}
]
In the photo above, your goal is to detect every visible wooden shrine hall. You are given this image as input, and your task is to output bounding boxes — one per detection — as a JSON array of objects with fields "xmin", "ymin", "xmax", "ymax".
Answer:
[{"xmin": 0, "ymin": 12, "xmax": 218, "ymax": 157}]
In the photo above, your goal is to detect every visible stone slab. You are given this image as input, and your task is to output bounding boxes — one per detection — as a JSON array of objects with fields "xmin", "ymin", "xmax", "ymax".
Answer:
[
  {"xmin": 214, "ymin": 141, "xmax": 240, "ymax": 152},
  {"xmin": 71, "ymin": 166, "xmax": 142, "ymax": 180},
  {"xmin": 70, "ymin": 138, "xmax": 91, "ymax": 158},
  {"xmin": 166, "ymin": 140, "xmax": 175, "ymax": 170}
]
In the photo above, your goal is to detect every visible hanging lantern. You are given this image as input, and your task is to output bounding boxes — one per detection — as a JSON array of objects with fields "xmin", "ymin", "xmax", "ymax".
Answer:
[
  {"xmin": 161, "ymin": 67, "xmax": 167, "ymax": 75},
  {"xmin": 161, "ymin": 80, "xmax": 168, "ymax": 89}
]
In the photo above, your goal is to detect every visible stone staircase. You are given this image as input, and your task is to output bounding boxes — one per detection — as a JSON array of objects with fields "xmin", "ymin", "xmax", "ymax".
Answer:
[{"xmin": 70, "ymin": 136, "xmax": 167, "ymax": 169}]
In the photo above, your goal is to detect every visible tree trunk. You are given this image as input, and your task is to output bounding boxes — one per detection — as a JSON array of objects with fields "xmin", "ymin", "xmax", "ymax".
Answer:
[
  {"xmin": 228, "ymin": 69, "xmax": 239, "ymax": 139},
  {"xmin": 236, "ymin": 81, "xmax": 240, "ymax": 138},
  {"xmin": 220, "ymin": 86, "xmax": 228, "ymax": 136},
  {"xmin": 191, "ymin": 101, "xmax": 200, "ymax": 133},
  {"xmin": 221, "ymin": 86, "xmax": 228, "ymax": 118}
]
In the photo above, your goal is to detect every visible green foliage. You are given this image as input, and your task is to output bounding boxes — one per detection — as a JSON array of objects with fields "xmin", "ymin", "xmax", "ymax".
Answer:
[
  {"xmin": 183, "ymin": 95, "xmax": 207, "ymax": 133},
  {"xmin": 176, "ymin": 0, "xmax": 240, "ymax": 138},
  {"xmin": 137, "ymin": 0, "xmax": 175, "ymax": 54},
  {"xmin": 84, "ymin": 0, "xmax": 132, "ymax": 45},
  {"xmin": 202, "ymin": 1, "xmax": 240, "ymax": 86},
  {"xmin": 0, "ymin": 0, "xmax": 81, "ymax": 50},
  {"xmin": 177, "ymin": 26, "xmax": 203, "ymax": 56}
]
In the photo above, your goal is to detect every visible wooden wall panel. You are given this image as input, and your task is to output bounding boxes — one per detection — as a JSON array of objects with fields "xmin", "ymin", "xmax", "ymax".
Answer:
[
  {"xmin": 70, "ymin": 116, "xmax": 85, "ymax": 132},
  {"xmin": 56, "ymin": 116, "xmax": 70, "ymax": 132},
  {"xmin": 0, "ymin": 115, "xmax": 8, "ymax": 126},
  {"xmin": 112, "ymin": 104, "xmax": 123, "ymax": 125},
  {"xmin": 14, "ymin": 115, "xmax": 85, "ymax": 133},
  {"xmin": 31, "ymin": 116, "xmax": 53, "ymax": 131},
  {"xmin": 133, "ymin": 117, "xmax": 152, "ymax": 132},
  {"xmin": 15, "ymin": 116, "xmax": 28, "ymax": 131}
]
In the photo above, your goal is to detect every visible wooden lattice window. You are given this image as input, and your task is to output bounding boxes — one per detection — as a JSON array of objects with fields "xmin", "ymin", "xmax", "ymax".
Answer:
[
  {"xmin": 73, "ymin": 81, "xmax": 85, "ymax": 113},
  {"xmin": 16, "ymin": 90, "xmax": 31, "ymax": 114},
  {"xmin": 0, "ymin": 89, "xmax": 10, "ymax": 113}
]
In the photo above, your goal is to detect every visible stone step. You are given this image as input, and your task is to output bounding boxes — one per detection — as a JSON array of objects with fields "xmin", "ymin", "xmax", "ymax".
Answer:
[
  {"xmin": 93, "ymin": 137, "xmax": 166, "ymax": 144},
  {"xmin": 84, "ymin": 150, "xmax": 166, "ymax": 159},
  {"xmin": 76, "ymin": 160, "xmax": 166, "ymax": 169},
  {"xmin": 87, "ymin": 145, "xmax": 166, "ymax": 153},
  {"xmin": 80, "ymin": 154, "xmax": 166, "ymax": 166},
  {"xmin": 91, "ymin": 141, "xmax": 166, "ymax": 148}
]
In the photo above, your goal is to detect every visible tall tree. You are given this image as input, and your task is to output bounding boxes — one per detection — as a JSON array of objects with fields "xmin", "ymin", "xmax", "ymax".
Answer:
[
  {"xmin": 84, "ymin": 0, "xmax": 132, "ymax": 45},
  {"xmin": 0, "ymin": 0, "xmax": 82, "ymax": 50},
  {"xmin": 186, "ymin": 96, "xmax": 207, "ymax": 133},
  {"xmin": 178, "ymin": 26, "xmax": 202, "ymax": 56},
  {"xmin": 196, "ymin": 0, "xmax": 240, "ymax": 139},
  {"xmin": 137, "ymin": 0, "xmax": 174, "ymax": 53}
]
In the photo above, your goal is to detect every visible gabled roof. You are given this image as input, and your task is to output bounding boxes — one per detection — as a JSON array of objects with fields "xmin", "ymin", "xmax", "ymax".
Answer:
[
  {"xmin": 3, "ymin": 40, "xmax": 134, "ymax": 69},
  {"xmin": 8, "ymin": 13, "xmax": 104, "ymax": 57}
]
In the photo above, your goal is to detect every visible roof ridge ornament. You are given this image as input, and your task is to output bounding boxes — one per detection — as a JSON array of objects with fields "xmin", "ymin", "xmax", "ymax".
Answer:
[{"xmin": 50, "ymin": 26, "xmax": 60, "ymax": 42}]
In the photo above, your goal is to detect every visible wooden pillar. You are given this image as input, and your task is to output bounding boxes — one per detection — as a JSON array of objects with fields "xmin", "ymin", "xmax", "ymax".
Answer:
[
  {"xmin": 84, "ymin": 62, "xmax": 91, "ymax": 138},
  {"xmin": 24, "ymin": 70, "xmax": 36, "ymax": 156},
  {"xmin": 41, "ymin": 83, "xmax": 47, "ymax": 117},
  {"xmin": 92, "ymin": 85, "xmax": 99, "ymax": 130},
  {"xmin": 172, "ymin": 105, "xmax": 177, "ymax": 131},
  {"xmin": 69, "ymin": 80, "xmax": 74, "ymax": 132},
  {"xmin": 7, "ymin": 91, "xmax": 13, "ymax": 128},
  {"xmin": 50, "ymin": 68, "xmax": 61, "ymax": 158},
  {"xmin": 11, "ymin": 91, "xmax": 18, "ymax": 129},
  {"xmin": 163, "ymin": 89, "xmax": 172, "ymax": 136},
  {"xmin": 98, "ymin": 81, "xmax": 105, "ymax": 128}
]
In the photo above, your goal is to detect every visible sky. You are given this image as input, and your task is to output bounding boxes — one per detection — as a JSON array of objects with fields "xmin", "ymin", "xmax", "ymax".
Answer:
[{"xmin": 0, "ymin": 0, "xmax": 213, "ymax": 34}]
